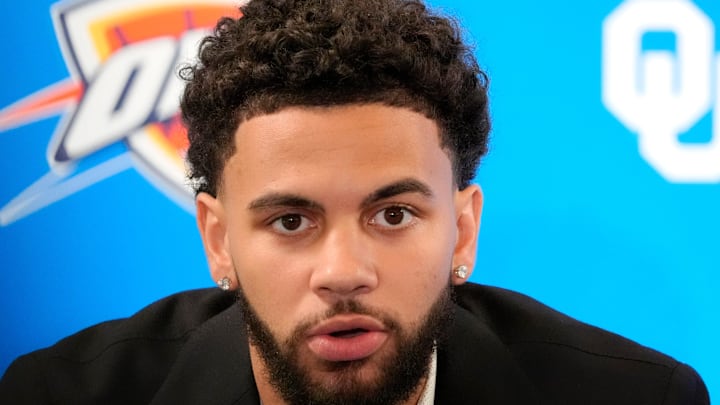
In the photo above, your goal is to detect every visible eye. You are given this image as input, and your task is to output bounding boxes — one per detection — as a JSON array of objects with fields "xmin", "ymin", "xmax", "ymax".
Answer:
[
  {"xmin": 369, "ymin": 206, "xmax": 416, "ymax": 229},
  {"xmin": 271, "ymin": 214, "xmax": 313, "ymax": 234}
]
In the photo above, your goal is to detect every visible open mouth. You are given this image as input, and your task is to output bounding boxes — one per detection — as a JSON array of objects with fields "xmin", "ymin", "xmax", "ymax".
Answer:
[
  {"xmin": 329, "ymin": 328, "xmax": 368, "ymax": 338},
  {"xmin": 306, "ymin": 317, "xmax": 388, "ymax": 361}
]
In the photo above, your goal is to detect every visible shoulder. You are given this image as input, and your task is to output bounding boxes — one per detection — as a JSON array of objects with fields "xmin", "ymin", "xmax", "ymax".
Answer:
[
  {"xmin": 0, "ymin": 288, "xmax": 236, "ymax": 404},
  {"xmin": 454, "ymin": 282, "xmax": 675, "ymax": 363},
  {"xmin": 48, "ymin": 288, "xmax": 235, "ymax": 359},
  {"xmin": 452, "ymin": 283, "xmax": 709, "ymax": 405}
]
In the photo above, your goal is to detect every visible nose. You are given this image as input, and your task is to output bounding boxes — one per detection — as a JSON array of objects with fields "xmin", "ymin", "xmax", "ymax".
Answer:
[{"xmin": 309, "ymin": 224, "xmax": 378, "ymax": 301}]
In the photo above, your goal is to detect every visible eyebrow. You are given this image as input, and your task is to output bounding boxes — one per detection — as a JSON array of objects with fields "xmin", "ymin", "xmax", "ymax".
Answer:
[
  {"xmin": 360, "ymin": 178, "xmax": 434, "ymax": 208},
  {"xmin": 246, "ymin": 178, "xmax": 433, "ymax": 212},
  {"xmin": 247, "ymin": 194, "xmax": 324, "ymax": 212}
]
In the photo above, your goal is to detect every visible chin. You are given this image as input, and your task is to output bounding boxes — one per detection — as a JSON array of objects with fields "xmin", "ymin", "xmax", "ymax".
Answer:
[{"xmin": 302, "ymin": 341, "xmax": 396, "ymax": 389}]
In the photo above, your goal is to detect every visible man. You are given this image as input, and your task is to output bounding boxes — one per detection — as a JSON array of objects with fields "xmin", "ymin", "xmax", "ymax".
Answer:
[{"xmin": 0, "ymin": 0, "xmax": 709, "ymax": 404}]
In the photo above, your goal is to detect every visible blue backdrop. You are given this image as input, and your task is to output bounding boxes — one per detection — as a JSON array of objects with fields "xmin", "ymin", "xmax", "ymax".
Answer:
[{"xmin": 1, "ymin": 0, "xmax": 717, "ymax": 401}]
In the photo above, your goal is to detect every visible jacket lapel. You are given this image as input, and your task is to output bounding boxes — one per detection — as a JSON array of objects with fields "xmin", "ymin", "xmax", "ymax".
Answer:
[
  {"xmin": 149, "ymin": 303, "xmax": 260, "ymax": 405},
  {"xmin": 434, "ymin": 305, "xmax": 541, "ymax": 404}
]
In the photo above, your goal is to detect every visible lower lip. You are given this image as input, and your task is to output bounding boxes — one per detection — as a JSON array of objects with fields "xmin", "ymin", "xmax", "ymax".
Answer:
[{"xmin": 307, "ymin": 331, "xmax": 388, "ymax": 362}]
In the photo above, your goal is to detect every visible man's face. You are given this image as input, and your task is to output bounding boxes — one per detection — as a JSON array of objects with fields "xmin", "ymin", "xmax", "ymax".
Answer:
[{"xmin": 197, "ymin": 104, "xmax": 482, "ymax": 404}]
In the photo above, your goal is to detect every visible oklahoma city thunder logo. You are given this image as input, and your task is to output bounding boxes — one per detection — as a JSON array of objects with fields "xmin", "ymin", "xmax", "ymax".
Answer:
[{"xmin": 0, "ymin": 0, "xmax": 238, "ymax": 225}]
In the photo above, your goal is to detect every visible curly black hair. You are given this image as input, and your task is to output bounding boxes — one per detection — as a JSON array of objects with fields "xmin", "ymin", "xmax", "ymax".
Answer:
[{"xmin": 180, "ymin": 0, "xmax": 489, "ymax": 196}]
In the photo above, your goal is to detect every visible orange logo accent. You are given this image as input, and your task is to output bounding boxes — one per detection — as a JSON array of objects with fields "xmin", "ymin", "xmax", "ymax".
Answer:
[{"xmin": 0, "ymin": 0, "xmax": 240, "ymax": 225}]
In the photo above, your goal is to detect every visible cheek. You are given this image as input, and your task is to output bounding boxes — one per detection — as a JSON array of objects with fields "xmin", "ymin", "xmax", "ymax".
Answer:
[
  {"xmin": 375, "ymin": 223, "xmax": 455, "ymax": 319},
  {"xmin": 229, "ymin": 234, "xmax": 313, "ymax": 336},
  {"xmin": 410, "ymin": 213, "xmax": 457, "ymax": 280}
]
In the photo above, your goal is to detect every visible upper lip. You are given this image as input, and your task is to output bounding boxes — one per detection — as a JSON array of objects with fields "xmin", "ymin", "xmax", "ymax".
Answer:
[{"xmin": 306, "ymin": 315, "xmax": 386, "ymax": 337}]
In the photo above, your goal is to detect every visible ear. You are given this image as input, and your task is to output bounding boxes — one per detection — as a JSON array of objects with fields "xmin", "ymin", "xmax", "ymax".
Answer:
[
  {"xmin": 451, "ymin": 184, "xmax": 483, "ymax": 285},
  {"xmin": 196, "ymin": 192, "xmax": 236, "ymax": 290}
]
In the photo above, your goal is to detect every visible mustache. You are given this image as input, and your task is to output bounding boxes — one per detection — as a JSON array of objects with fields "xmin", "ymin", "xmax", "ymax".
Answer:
[{"xmin": 234, "ymin": 289, "xmax": 401, "ymax": 344}]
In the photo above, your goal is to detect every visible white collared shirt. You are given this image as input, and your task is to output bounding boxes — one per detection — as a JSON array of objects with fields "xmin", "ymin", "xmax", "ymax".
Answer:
[{"xmin": 416, "ymin": 348, "xmax": 438, "ymax": 405}]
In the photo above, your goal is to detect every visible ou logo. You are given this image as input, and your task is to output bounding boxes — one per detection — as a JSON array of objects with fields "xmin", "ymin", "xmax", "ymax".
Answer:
[{"xmin": 603, "ymin": 0, "xmax": 720, "ymax": 182}]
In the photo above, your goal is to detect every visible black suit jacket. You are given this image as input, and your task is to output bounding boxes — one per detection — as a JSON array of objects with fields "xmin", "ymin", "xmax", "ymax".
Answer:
[{"xmin": 0, "ymin": 283, "xmax": 710, "ymax": 404}]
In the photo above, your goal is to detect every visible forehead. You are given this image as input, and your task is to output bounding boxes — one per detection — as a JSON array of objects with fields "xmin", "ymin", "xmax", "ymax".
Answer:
[{"xmin": 220, "ymin": 104, "xmax": 454, "ymax": 201}]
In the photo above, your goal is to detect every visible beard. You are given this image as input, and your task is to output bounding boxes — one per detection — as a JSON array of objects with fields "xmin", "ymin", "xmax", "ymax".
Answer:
[{"xmin": 235, "ymin": 284, "xmax": 455, "ymax": 405}]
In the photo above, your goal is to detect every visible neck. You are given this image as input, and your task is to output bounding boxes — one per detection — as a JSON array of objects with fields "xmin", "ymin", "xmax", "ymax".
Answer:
[{"xmin": 249, "ymin": 343, "xmax": 429, "ymax": 405}]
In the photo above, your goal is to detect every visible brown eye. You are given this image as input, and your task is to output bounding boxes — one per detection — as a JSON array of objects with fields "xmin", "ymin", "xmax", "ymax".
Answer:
[
  {"xmin": 281, "ymin": 215, "xmax": 302, "ymax": 230},
  {"xmin": 271, "ymin": 214, "xmax": 312, "ymax": 234},
  {"xmin": 370, "ymin": 206, "xmax": 415, "ymax": 229},
  {"xmin": 383, "ymin": 207, "xmax": 405, "ymax": 225}
]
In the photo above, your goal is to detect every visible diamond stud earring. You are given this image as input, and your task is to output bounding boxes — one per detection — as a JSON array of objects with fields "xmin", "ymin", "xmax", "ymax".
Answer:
[
  {"xmin": 217, "ymin": 277, "xmax": 232, "ymax": 291},
  {"xmin": 453, "ymin": 265, "xmax": 468, "ymax": 279}
]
